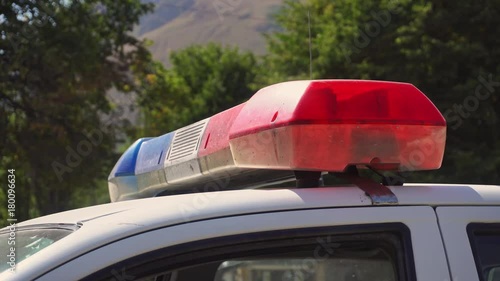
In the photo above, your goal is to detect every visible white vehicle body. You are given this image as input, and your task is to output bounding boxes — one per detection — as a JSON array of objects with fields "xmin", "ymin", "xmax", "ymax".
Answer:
[{"xmin": 2, "ymin": 184, "xmax": 500, "ymax": 281}]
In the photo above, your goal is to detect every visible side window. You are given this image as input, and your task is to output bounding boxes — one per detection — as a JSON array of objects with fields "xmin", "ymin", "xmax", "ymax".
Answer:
[
  {"xmin": 87, "ymin": 224, "xmax": 415, "ymax": 281},
  {"xmin": 184, "ymin": 245, "xmax": 396, "ymax": 281},
  {"xmin": 468, "ymin": 224, "xmax": 500, "ymax": 281}
]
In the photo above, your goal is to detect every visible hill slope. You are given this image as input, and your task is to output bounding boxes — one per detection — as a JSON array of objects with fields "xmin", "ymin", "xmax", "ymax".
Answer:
[{"xmin": 139, "ymin": 0, "xmax": 282, "ymax": 65}]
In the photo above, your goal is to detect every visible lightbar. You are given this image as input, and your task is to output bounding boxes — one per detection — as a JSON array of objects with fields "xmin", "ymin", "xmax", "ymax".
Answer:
[{"xmin": 108, "ymin": 80, "xmax": 446, "ymax": 202}]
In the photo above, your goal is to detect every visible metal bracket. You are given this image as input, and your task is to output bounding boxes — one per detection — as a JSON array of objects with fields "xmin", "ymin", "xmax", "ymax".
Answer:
[{"xmin": 334, "ymin": 167, "xmax": 398, "ymax": 205}]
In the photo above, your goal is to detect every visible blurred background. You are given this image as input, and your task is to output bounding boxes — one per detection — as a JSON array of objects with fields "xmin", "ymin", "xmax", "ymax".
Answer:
[{"xmin": 1, "ymin": 0, "xmax": 499, "ymax": 224}]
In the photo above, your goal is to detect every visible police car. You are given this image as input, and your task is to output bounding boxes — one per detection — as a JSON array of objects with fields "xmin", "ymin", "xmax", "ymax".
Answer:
[{"xmin": 1, "ymin": 80, "xmax": 499, "ymax": 281}]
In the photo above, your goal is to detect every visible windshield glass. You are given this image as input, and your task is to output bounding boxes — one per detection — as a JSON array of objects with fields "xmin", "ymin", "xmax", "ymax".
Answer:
[{"xmin": 0, "ymin": 225, "xmax": 76, "ymax": 273}]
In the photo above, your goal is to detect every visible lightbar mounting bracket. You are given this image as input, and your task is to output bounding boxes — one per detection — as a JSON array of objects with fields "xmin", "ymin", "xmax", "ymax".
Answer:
[{"xmin": 332, "ymin": 166, "xmax": 399, "ymax": 205}]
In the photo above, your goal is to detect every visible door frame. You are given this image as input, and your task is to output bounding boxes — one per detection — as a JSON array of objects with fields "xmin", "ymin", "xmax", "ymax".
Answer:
[{"xmin": 38, "ymin": 206, "xmax": 449, "ymax": 281}]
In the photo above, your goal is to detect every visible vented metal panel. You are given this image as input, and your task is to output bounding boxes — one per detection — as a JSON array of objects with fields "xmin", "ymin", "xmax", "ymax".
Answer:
[{"xmin": 167, "ymin": 119, "xmax": 208, "ymax": 162}]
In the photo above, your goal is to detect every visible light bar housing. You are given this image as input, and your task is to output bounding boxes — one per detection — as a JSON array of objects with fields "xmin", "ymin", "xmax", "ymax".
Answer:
[{"xmin": 108, "ymin": 80, "xmax": 446, "ymax": 202}]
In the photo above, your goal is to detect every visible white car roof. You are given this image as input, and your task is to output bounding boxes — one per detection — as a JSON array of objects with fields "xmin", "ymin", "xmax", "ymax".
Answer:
[
  {"xmin": 17, "ymin": 184, "xmax": 500, "ymax": 229},
  {"xmin": 3, "ymin": 184, "xmax": 499, "ymax": 281}
]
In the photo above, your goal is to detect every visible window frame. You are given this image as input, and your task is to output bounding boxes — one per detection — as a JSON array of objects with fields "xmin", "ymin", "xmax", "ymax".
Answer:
[
  {"xmin": 467, "ymin": 223, "xmax": 500, "ymax": 281},
  {"xmin": 84, "ymin": 223, "xmax": 416, "ymax": 281}
]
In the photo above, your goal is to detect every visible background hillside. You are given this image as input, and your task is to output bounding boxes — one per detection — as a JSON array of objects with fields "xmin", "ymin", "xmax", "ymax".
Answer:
[
  {"xmin": 114, "ymin": 0, "xmax": 283, "ymax": 124},
  {"xmin": 137, "ymin": 0, "xmax": 283, "ymax": 65}
]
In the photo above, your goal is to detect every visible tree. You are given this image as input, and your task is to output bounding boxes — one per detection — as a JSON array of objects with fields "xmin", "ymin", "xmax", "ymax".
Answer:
[
  {"xmin": 0, "ymin": 0, "xmax": 154, "ymax": 221},
  {"xmin": 135, "ymin": 43, "xmax": 260, "ymax": 136},
  {"xmin": 266, "ymin": 0, "xmax": 500, "ymax": 183}
]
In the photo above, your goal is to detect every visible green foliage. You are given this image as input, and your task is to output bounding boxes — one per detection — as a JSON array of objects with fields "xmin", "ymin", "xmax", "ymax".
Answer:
[
  {"xmin": 266, "ymin": 0, "xmax": 500, "ymax": 183},
  {"xmin": 135, "ymin": 43, "xmax": 260, "ymax": 136},
  {"xmin": 265, "ymin": 0, "xmax": 415, "ymax": 80},
  {"xmin": 0, "ymin": 0, "xmax": 154, "ymax": 221}
]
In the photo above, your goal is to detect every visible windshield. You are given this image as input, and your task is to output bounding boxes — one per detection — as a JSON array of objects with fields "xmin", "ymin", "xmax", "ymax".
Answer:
[{"xmin": 0, "ymin": 225, "xmax": 76, "ymax": 273}]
